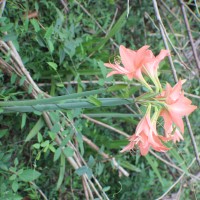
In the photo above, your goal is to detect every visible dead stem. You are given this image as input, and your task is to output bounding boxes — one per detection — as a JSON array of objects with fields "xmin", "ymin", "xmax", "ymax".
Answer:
[{"xmin": 178, "ymin": 0, "xmax": 200, "ymax": 73}]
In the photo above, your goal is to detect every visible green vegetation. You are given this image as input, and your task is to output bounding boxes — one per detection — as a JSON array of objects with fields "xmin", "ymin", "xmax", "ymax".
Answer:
[{"xmin": 0, "ymin": 0, "xmax": 199, "ymax": 199}]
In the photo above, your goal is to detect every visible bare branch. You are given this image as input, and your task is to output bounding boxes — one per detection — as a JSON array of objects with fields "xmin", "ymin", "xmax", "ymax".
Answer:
[{"xmin": 178, "ymin": 0, "xmax": 200, "ymax": 73}]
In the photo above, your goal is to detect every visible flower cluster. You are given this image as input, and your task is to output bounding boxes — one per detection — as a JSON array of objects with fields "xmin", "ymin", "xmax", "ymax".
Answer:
[{"xmin": 104, "ymin": 45, "xmax": 197, "ymax": 156}]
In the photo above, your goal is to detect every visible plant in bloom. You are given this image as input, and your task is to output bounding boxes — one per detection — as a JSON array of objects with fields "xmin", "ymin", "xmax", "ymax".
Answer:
[
  {"xmin": 120, "ymin": 106, "xmax": 169, "ymax": 155},
  {"xmin": 104, "ymin": 45, "xmax": 151, "ymax": 80},
  {"xmin": 105, "ymin": 45, "xmax": 153, "ymax": 91},
  {"xmin": 104, "ymin": 45, "xmax": 170, "ymax": 92},
  {"xmin": 104, "ymin": 45, "xmax": 197, "ymax": 156},
  {"xmin": 157, "ymin": 80, "xmax": 197, "ymax": 138}
]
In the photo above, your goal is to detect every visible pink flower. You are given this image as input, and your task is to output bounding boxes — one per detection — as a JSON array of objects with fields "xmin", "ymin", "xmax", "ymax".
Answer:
[
  {"xmin": 158, "ymin": 80, "xmax": 197, "ymax": 134},
  {"xmin": 104, "ymin": 45, "xmax": 152, "ymax": 81},
  {"xmin": 120, "ymin": 110, "xmax": 169, "ymax": 155},
  {"xmin": 171, "ymin": 129, "xmax": 184, "ymax": 143},
  {"xmin": 142, "ymin": 49, "xmax": 170, "ymax": 78},
  {"xmin": 159, "ymin": 126, "xmax": 184, "ymax": 144}
]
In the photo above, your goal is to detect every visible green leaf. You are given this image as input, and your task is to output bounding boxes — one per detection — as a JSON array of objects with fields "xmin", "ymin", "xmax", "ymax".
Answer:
[
  {"xmin": 76, "ymin": 132, "xmax": 84, "ymax": 155},
  {"xmin": 47, "ymin": 40, "xmax": 54, "ymax": 53},
  {"xmin": 60, "ymin": 134, "xmax": 72, "ymax": 147},
  {"xmin": 145, "ymin": 155, "xmax": 164, "ymax": 186},
  {"xmin": 21, "ymin": 113, "xmax": 27, "ymax": 129},
  {"xmin": 48, "ymin": 131, "xmax": 56, "ymax": 140},
  {"xmin": 33, "ymin": 143, "xmax": 40, "ymax": 149},
  {"xmin": 98, "ymin": 61, "xmax": 107, "ymax": 78},
  {"xmin": 41, "ymin": 140, "xmax": 49, "ymax": 147},
  {"xmin": 75, "ymin": 166, "xmax": 92, "ymax": 179},
  {"xmin": 0, "ymin": 23, "xmax": 13, "ymax": 32},
  {"xmin": 37, "ymin": 132, "xmax": 43, "ymax": 143},
  {"xmin": 0, "ymin": 163, "xmax": 8, "ymax": 171},
  {"xmin": 104, "ymin": 139, "xmax": 128, "ymax": 149},
  {"xmin": 94, "ymin": 10, "xmax": 126, "ymax": 51},
  {"xmin": 19, "ymin": 169, "xmax": 41, "ymax": 182},
  {"xmin": 51, "ymin": 123, "xmax": 61, "ymax": 133},
  {"xmin": 49, "ymin": 144, "xmax": 56, "ymax": 152},
  {"xmin": 28, "ymin": 85, "xmax": 33, "ymax": 94},
  {"xmin": 25, "ymin": 117, "xmax": 44, "ymax": 142},
  {"xmin": 87, "ymin": 96, "xmax": 102, "ymax": 107},
  {"xmin": 63, "ymin": 147, "xmax": 74, "ymax": 157},
  {"xmin": 87, "ymin": 155, "xmax": 95, "ymax": 168},
  {"xmin": 56, "ymin": 83, "xmax": 64, "ymax": 87},
  {"xmin": 0, "ymin": 129, "xmax": 8, "ymax": 139},
  {"xmin": 19, "ymin": 76, "xmax": 26, "ymax": 86},
  {"xmin": 47, "ymin": 62, "xmax": 57, "ymax": 71},
  {"xmin": 36, "ymin": 151, "xmax": 41, "ymax": 160},
  {"xmin": 30, "ymin": 19, "xmax": 40, "ymax": 32},
  {"xmin": 9, "ymin": 174, "xmax": 17, "ymax": 181},
  {"xmin": 10, "ymin": 167, "xmax": 17, "ymax": 172},
  {"xmin": 2, "ymin": 33, "xmax": 17, "ymax": 42},
  {"xmin": 12, "ymin": 181, "xmax": 19, "ymax": 192},
  {"xmin": 56, "ymin": 154, "xmax": 65, "ymax": 190},
  {"xmin": 44, "ymin": 25, "xmax": 54, "ymax": 39},
  {"xmin": 120, "ymin": 160, "xmax": 141, "ymax": 172},
  {"xmin": 169, "ymin": 149, "xmax": 189, "ymax": 174},
  {"xmin": 43, "ymin": 145, "xmax": 49, "ymax": 152},
  {"xmin": 14, "ymin": 158, "xmax": 19, "ymax": 166},
  {"xmin": 103, "ymin": 186, "xmax": 110, "ymax": 192},
  {"xmin": 17, "ymin": 169, "xmax": 24, "ymax": 175},
  {"xmin": 107, "ymin": 84, "xmax": 128, "ymax": 92},
  {"xmin": 11, "ymin": 73, "xmax": 17, "ymax": 84},
  {"xmin": 54, "ymin": 148, "xmax": 62, "ymax": 162},
  {"xmin": 77, "ymin": 69, "xmax": 101, "ymax": 75}
]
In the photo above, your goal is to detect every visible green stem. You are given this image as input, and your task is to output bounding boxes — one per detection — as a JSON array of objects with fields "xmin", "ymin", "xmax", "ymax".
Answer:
[
  {"xmin": 1, "ymin": 98, "xmax": 133, "ymax": 113},
  {"xmin": 139, "ymin": 78, "xmax": 153, "ymax": 92},
  {"xmin": 0, "ymin": 88, "xmax": 106, "ymax": 107},
  {"xmin": 153, "ymin": 72, "xmax": 163, "ymax": 92}
]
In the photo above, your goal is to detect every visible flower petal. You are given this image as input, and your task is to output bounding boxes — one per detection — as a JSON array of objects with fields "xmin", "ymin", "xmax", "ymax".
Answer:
[
  {"xmin": 169, "ymin": 113, "xmax": 184, "ymax": 133},
  {"xmin": 134, "ymin": 45, "xmax": 151, "ymax": 68},
  {"xmin": 155, "ymin": 50, "xmax": 170, "ymax": 65},
  {"xmin": 168, "ymin": 80, "xmax": 182, "ymax": 102},
  {"xmin": 160, "ymin": 110, "xmax": 173, "ymax": 134},
  {"xmin": 120, "ymin": 141, "xmax": 136, "ymax": 153},
  {"xmin": 119, "ymin": 45, "xmax": 136, "ymax": 72}
]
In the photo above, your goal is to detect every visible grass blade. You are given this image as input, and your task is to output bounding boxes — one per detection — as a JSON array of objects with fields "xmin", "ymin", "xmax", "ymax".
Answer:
[
  {"xmin": 56, "ymin": 153, "xmax": 66, "ymax": 190},
  {"xmin": 145, "ymin": 154, "xmax": 164, "ymax": 186},
  {"xmin": 25, "ymin": 117, "xmax": 44, "ymax": 142}
]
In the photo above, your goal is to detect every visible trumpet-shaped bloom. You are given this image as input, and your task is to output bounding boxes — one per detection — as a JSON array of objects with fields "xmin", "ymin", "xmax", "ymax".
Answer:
[
  {"xmin": 158, "ymin": 80, "xmax": 197, "ymax": 134},
  {"xmin": 104, "ymin": 45, "xmax": 153, "ymax": 81},
  {"xmin": 159, "ymin": 126, "xmax": 184, "ymax": 144},
  {"xmin": 121, "ymin": 110, "xmax": 169, "ymax": 155},
  {"xmin": 142, "ymin": 50, "xmax": 170, "ymax": 78}
]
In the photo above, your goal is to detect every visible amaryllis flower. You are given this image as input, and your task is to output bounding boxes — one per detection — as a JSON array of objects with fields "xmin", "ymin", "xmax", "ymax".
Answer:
[
  {"xmin": 159, "ymin": 126, "xmax": 184, "ymax": 144},
  {"xmin": 104, "ymin": 45, "xmax": 152, "ymax": 81},
  {"xmin": 142, "ymin": 49, "xmax": 170, "ymax": 78},
  {"xmin": 121, "ymin": 109, "xmax": 169, "ymax": 155},
  {"xmin": 158, "ymin": 80, "xmax": 197, "ymax": 134}
]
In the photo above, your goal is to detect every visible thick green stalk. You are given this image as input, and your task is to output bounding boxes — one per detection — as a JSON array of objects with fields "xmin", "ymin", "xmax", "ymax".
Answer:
[
  {"xmin": 0, "ymin": 88, "xmax": 106, "ymax": 107},
  {"xmin": 2, "ymin": 98, "xmax": 133, "ymax": 113}
]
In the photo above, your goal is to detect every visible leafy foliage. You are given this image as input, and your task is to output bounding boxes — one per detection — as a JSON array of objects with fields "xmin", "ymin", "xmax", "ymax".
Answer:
[{"xmin": 0, "ymin": 0, "xmax": 199, "ymax": 199}]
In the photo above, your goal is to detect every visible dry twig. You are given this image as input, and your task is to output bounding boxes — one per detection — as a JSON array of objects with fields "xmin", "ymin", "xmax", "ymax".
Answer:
[{"xmin": 178, "ymin": 0, "xmax": 200, "ymax": 73}]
